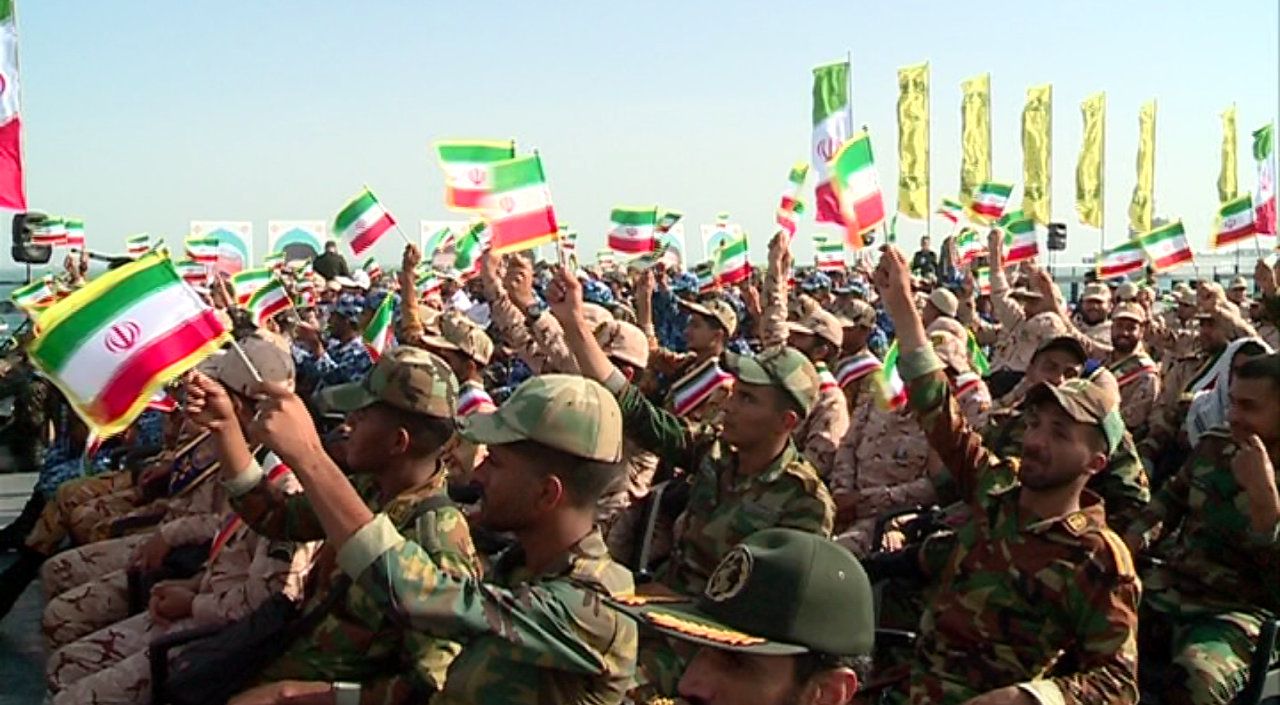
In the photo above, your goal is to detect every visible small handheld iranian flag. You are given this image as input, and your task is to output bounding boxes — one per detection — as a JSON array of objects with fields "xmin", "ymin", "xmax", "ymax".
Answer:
[
  {"xmin": 0, "ymin": 0, "xmax": 25, "ymax": 210},
  {"xmin": 972, "ymin": 266, "xmax": 992, "ymax": 295},
  {"xmin": 812, "ymin": 60, "xmax": 852, "ymax": 225},
  {"xmin": 452, "ymin": 221, "xmax": 488, "ymax": 280},
  {"xmin": 670, "ymin": 358, "xmax": 735, "ymax": 417},
  {"xmin": 64, "ymin": 218, "xmax": 85, "ymax": 249},
  {"xmin": 815, "ymin": 235, "xmax": 845, "ymax": 272},
  {"xmin": 1254, "ymin": 122, "xmax": 1276, "ymax": 235},
  {"xmin": 245, "ymin": 279, "xmax": 292, "ymax": 327},
  {"xmin": 937, "ymin": 197, "xmax": 965, "ymax": 224},
  {"xmin": 713, "ymin": 235, "xmax": 750, "ymax": 286},
  {"xmin": 1211, "ymin": 193, "xmax": 1257, "ymax": 249},
  {"xmin": 608, "ymin": 206, "xmax": 658, "ymax": 254},
  {"xmin": 11, "ymin": 276, "xmax": 55, "ymax": 314},
  {"xmin": 184, "ymin": 237, "xmax": 219, "ymax": 265},
  {"xmin": 32, "ymin": 218, "xmax": 67, "ymax": 246},
  {"xmin": 436, "ymin": 140, "xmax": 516, "ymax": 211},
  {"xmin": 830, "ymin": 132, "xmax": 887, "ymax": 248},
  {"xmin": 483, "ymin": 154, "xmax": 558, "ymax": 255},
  {"xmin": 27, "ymin": 253, "xmax": 230, "ymax": 436},
  {"xmin": 127, "ymin": 234, "xmax": 151, "ymax": 257},
  {"xmin": 1095, "ymin": 240, "xmax": 1147, "ymax": 280},
  {"xmin": 422, "ymin": 226, "xmax": 455, "ymax": 259},
  {"xmin": 627, "ymin": 241, "xmax": 669, "ymax": 271},
  {"xmin": 954, "ymin": 227, "xmax": 985, "ymax": 266},
  {"xmin": 875, "ymin": 341, "xmax": 908, "ymax": 411},
  {"xmin": 1136, "ymin": 220, "xmax": 1194, "ymax": 273},
  {"xmin": 362, "ymin": 257, "xmax": 383, "ymax": 281},
  {"xmin": 694, "ymin": 262, "xmax": 716, "ymax": 294},
  {"xmin": 597, "ymin": 249, "xmax": 616, "ymax": 270},
  {"xmin": 969, "ymin": 181, "xmax": 1015, "ymax": 224},
  {"xmin": 362, "ymin": 293, "xmax": 396, "ymax": 361},
  {"xmin": 175, "ymin": 260, "xmax": 208, "ymax": 287},
  {"xmin": 335, "ymin": 187, "xmax": 397, "ymax": 258},
  {"xmin": 231, "ymin": 269, "xmax": 273, "ymax": 305},
  {"xmin": 656, "ymin": 209, "xmax": 683, "ymax": 234},
  {"xmin": 998, "ymin": 210, "xmax": 1039, "ymax": 265},
  {"xmin": 262, "ymin": 252, "xmax": 286, "ymax": 271},
  {"xmin": 416, "ymin": 267, "xmax": 441, "ymax": 299},
  {"xmin": 778, "ymin": 162, "xmax": 810, "ymax": 239}
]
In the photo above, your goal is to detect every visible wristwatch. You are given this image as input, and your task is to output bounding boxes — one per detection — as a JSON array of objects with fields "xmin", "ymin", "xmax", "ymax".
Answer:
[{"xmin": 332, "ymin": 682, "xmax": 361, "ymax": 705}]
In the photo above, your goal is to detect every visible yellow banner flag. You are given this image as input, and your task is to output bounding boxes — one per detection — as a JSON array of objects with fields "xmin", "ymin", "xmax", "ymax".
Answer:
[
  {"xmin": 1219, "ymin": 105, "xmax": 1238, "ymax": 204},
  {"xmin": 896, "ymin": 62, "xmax": 929, "ymax": 219},
  {"xmin": 1076, "ymin": 92, "xmax": 1105, "ymax": 228},
  {"xmin": 1128, "ymin": 99, "xmax": 1157, "ymax": 234},
  {"xmin": 1021, "ymin": 84, "xmax": 1052, "ymax": 225},
  {"xmin": 960, "ymin": 73, "xmax": 991, "ymax": 202}
]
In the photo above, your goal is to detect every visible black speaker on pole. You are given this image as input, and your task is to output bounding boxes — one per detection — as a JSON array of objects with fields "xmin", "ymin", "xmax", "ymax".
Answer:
[
  {"xmin": 11, "ymin": 211, "xmax": 53, "ymax": 265},
  {"xmin": 1046, "ymin": 222, "xmax": 1068, "ymax": 252}
]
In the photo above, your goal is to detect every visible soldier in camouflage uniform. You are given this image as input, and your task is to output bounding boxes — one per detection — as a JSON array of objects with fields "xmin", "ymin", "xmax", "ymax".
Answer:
[
  {"xmin": 1075, "ymin": 282, "xmax": 1114, "ymax": 348},
  {"xmin": 613, "ymin": 529, "xmax": 874, "ymax": 705},
  {"xmin": 1123, "ymin": 353, "xmax": 1280, "ymax": 705},
  {"xmin": 191, "ymin": 346, "xmax": 483, "ymax": 704},
  {"xmin": 876, "ymin": 246, "xmax": 1140, "ymax": 705},
  {"xmin": 545, "ymin": 267, "xmax": 833, "ymax": 698},
  {"xmin": 1107, "ymin": 302, "xmax": 1161, "ymax": 438}
]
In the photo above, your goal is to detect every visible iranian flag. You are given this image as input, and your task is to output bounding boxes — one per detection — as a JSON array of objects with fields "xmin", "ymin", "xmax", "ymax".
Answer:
[
  {"xmin": 483, "ymin": 154, "xmax": 558, "ymax": 255},
  {"xmin": 694, "ymin": 262, "xmax": 716, "ymax": 294},
  {"xmin": 127, "ymin": 234, "xmax": 151, "ymax": 257},
  {"xmin": 452, "ymin": 220, "xmax": 488, "ymax": 280},
  {"xmin": 656, "ymin": 209, "xmax": 683, "ymax": 234},
  {"xmin": 231, "ymin": 269, "xmax": 273, "ymax": 305},
  {"xmin": 1211, "ymin": 193, "xmax": 1257, "ymax": 249},
  {"xmin": 937, "ymin": 197, "xmax": 965, "ymax": 224},
  {"xmin": 362, "ymin": 257, "xmax": 382, "ymax": 281},
  {"xmin": 64, "ymin": 218, "xmax": 85, "ymax": 249},
  {"xmin": 175, "ymin": 260, "xmax": 208, "ymax": 287},
  {"xmin": 362, "ymin": 292, "xmax": 396, "ymax": 361},
  {"xmin": 32, "ymin": 218, "xmax": 67, "ymax": 246},
  {"xmin": 969, "ymin": 181, "xmax": 1015, "ymax": 224},
  {"xmin": 815, "ymin": 236, "xmax": 845, "ymax": 272},
  {"xmin": 999, "ymin": 210, "xmax": 1039, "ymax": 265},
  {"xmin": 558, "ymin": 226, "xmax": 577, "ymax": 260},
  {"xmin": 335, "ymin": 188, "xmax": 397, "ymax": 258},
  {"xmin": 1095, "ymin": 240, "xmax": 1147, "ymax": 280},
  {"xmin": 0, "ymin": 0, "xmax": 25, "ymax": 210},
  {"xmin": 263, "ymin": 252, "xmax": 285, "ymax": 271},
  {"xmin": 422, "ymin": 226, "xmax": 454, "ymax": 259},
  {"xmin": 812, "ymin": 61, "xmax": 851, "ymax": 225},
  {"xmin": 608, "ymin": 206, "xmax": 658, "ymax": 254},
  {"xmin": 1136, "ymin": 220, "xmax": 1194, "ymax": 273},
  {"xmin": 597, "ymin": 249, "xmax": 616, "ymax": 270},
  {"xmin": 830, "ymin": 133, "xmax": 887, "ymax": 247},
  {"xmin": 184, "ymin": 237, "xmax": 219, "ymax": 265},
  {"xmin": 245, "ymin": 279, "xmax": 291, "ymax": 327},
  {"xmin": 954, "ymin": 227, "xmax": 985, "ymax": 266},
  {"xmin": 972, "ymin": 266, "xmax": 992, "ymax": 295},
  {"xmin": 11, "ymin": 275, "xmax": 54, "ymax": 313},
  {"xmin": 416, "ymin": 267, "xmax": 441, "ymax": 299},
  {"xmin": 876, "ymin": 342, "xmax": 908, "ymax": 411},
  {"xmin": 713, "ymin": 235, "xmax": 750, "ymax": 286},
  {"xmin": 1253, "ymin": 123, "xmax": 1276, "ymax": 235},
  {"xmin": 26, "ymin": 253, "xmax": 230, "ymax": 436},
  {"xmin": 778, "ymin": 162, "xmax": 810, "ymax": 239},
  {"xmin": 436, "ymin": 140, "xmax": 516, "ymax": 211}
]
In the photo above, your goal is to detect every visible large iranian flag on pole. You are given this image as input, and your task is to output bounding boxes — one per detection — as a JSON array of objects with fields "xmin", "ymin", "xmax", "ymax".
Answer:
[
  {"xmin": 1095, "ymin": 240, "xmax": 1146, "ymax": 280},
  {"xmin": 362, "ymin": 292, "xmax": 396, "ymax": 361},
  {"xmin": 335, "ymin": 188, "xmax": 397, "ymax": 258},
  {"xmin": 812, "ymin": 61, "xmax": 851, "ymax": 226},
  {"xmin": 969, "ymin": 181, "xmax": 1014, "ymax": 224},
  {"xmin": 830, "ymin": 132, "xmax": 887, "ymax": 247},
  {"xmin": 608, "ymin": 206, "xmax": 658, "ymax": 254},
  {"xmin": 0, "ymin": 0, "xmax": 24, "ymax": 210},
  {"xmin": 436, "ymin": 140, "xmax": 516, "ymax": 211},
  {"xmin": 483, "ymin": 154, "xmax": 558, "ymax": 255},
  {"xmin": 1211, "ymin": 193, "xmax": 1257, "ymax": 249},
  {"xmin": 1136, "ymin": 220, "xmax": 1194, "ymax": 273},
  {"xmin": 1253, "ymin": 123, "xmax": 1276, "ymax": 235},
  {"xmin": 26, "ymin": 253, "xmax": 230, "ymax": 436}
]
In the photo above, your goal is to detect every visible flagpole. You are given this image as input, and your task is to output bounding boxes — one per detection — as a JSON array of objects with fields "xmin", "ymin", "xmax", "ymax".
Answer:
[
  {"xmin": 926, "ymin": 61, "xmax": 932, "ymax": 243},
  {"xmin": 362, "ymin": 183, "xmax": 414, "ymax": 247},
  {"xmin": 846, "ymin": 50, "xmax": 854, "ymax": 133}
]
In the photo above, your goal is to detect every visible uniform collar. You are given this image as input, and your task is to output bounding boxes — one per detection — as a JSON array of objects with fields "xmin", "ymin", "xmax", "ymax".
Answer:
[
  {"xmin": 725, "ymin": 439, "xmax": 799, "ymax": 491},
  {"xmin": 1023, "ymin": 489, "xmax": 1107, "ymax": 535},
  {"xmin": 494, "ymin": 528, "xmax": 611, "ymax": 585}
]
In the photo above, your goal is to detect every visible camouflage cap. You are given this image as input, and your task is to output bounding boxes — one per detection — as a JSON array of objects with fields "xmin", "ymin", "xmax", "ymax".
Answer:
[
  {"xmin": 582, "ymin": 302, "xmax": 615, "ymax": 329},
  {"xmin": 1023, "ymin": 376, "xmax": 1125, "ymax": 454},
  {"xmin": 679, "ymin": 298, "xmax": 738, "ymax": 336},
  {"xmin": 611, "ymin": 529, "xmax": 875, "ymax": 657},
  {"xmin": 1230, "ymin": 275, "xmax": 1248, "ymax": 290},
  {"xmin": 320, "ymin": 346, "xmax": 458, "ymax": 419},
  {"xmin": 421, "ymin": 311, "xmax": 494, "ymax": 365},
  {"xmin": 928, "ymin": 288, "xmax": 958, "ymax": 317},
  {"xmin": 458, "ymin": 374, "xmax": 623, "ymax": 462},
  {"xmin": 1176, "ymin": 289, "xmax": 1198, "ymax": 306},
  {"xmin": 1082, "ymin": 282, "xmax": 1111, "ymax": 302},
  {"xmin": 1115, "ymin": 282, "xmax": 1140, "ymax": 302},
  {"xmin": 726, "ymin": 346, "xmax": 820, "ymax": 415},
  {"xmin": 838, "ymin": 299, "xmax": 877, "ymax": 328},
  {"xmin": 596, "ymin": 320, "xmax": 649, "ymax": 369},
  {"xmin": 1111, "ymin": 301, "xmax": 1146, "ymax": 323},
  {"xmin": 200, "ymin": 334, "xmax": 296, "ymax": 398},
  {"xmin": 787, "ymin": 308, "xmax": 843, "ymax": 348}
]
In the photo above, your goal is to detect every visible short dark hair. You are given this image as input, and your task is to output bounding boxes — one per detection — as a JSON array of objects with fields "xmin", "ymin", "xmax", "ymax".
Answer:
[
  {"xmin": 372, "ymin": 402, "xmax": 455, "ymax": 458},
  {"xmin": 1235, "ymin": 341, "xmax": 1269, "ymax": 359},
  {"xmin": 1236, "ymin": 353, "xmax": 1280, "ymax": 386},
  {"xmin": 508, "ymin": 440, "xmax": 624, "ymax": 509},
  {"xmin": 768, "ymin": 384, "xmax": 809, "ymax": 423},
  {"xmin": 794, "ymin": 651, "xmax": 873, "ymax": 690}
]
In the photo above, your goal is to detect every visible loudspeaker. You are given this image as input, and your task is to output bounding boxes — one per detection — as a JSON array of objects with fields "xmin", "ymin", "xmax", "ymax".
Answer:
[
  {"xmin": 12, "ymin": 211, "xmax": 52, "ymax": 265},
  {"xmin": 1046, "ymin": 222, "xmax": 1067, "ymax": 252}
]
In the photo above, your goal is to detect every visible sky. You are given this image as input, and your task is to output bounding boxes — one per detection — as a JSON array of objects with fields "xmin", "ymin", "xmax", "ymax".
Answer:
[{"xmin": 15, "ymin": 0, "xmax": 1280, "ymax": 270}]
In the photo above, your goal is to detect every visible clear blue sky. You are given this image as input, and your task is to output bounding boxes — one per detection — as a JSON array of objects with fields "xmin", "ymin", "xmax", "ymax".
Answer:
[{"xmin": 16, "ymin": 0, "xmax": 1280, "ymax": 268}]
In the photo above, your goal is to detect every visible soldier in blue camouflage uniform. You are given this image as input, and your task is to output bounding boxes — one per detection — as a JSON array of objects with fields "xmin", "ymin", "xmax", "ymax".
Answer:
[
  {"xmin": 294, "ymin": 293, "xmax": 374, "ymax": 393},
  {"xmin": 1124, "ymin": 353, "xmax": 1280, "ymax": 705}
]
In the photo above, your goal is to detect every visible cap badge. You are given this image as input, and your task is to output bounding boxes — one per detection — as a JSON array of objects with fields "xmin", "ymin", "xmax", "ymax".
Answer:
[{"xmin": 704, "ymin": 546, "xmax": 753, "ymax": 603}]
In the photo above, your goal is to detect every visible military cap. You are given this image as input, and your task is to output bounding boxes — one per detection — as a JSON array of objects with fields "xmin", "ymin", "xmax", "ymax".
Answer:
[
  {"xmin": 1176, "ymin": 289, "xmax": 1198, "ymax": 306},
  {"xmin": 1229, "ymin": 275, "xmax": 1249, "ymax": 290},
  {"xmin": 787, "ymin": 308, "xmax": 843, "ymax": 348},
  {"xmin": 726, "ymin": 346, "xmax": 820, "ymax": 415},
  {"xmin": 1111, "ymin": 301, "xmax": 1146, "ymax": 323},
  {"xmin": 321, "ymin": 346, "xmax": 458, "ymax": 419},
  {"xmin": 459, "ymin": 374, "xmax": 623, "ymax": 463},
  {"xmin": 611, "ymin": 529, "xmax": 875, "ymax": 657},
  {"xmin": 1114, "ymin": 282, "xmax": 1140, "ymax": 302},
  {"xmin": 421, "ymin": 311, "xmax": 494, "ymax": 365},
  {"xmin": 838, "ymin": 299, "xmax": 877, "ymax": 328},
  {"xmin": 1082, "ymin": 283, "xmax": 1111, "ymax": 302},
  {"xmin": 679, "ymin": 298, "xmax": 738, "ymax": 336},
  {"xmin": 200, "ymin": 333, "xmax": 296, "ymax": 397},
  {"xmin": 928, "ymin": 288, "xmax": 959, "ymax": 317},
  {"xmin": 1032, "ymin": 335, "xmax": 1088, "ymax": 365},
  {"xmin": 596, "ymin": 320, "xmax": 649, "ymax": 369},
  {"xmin": 1023, "ymin": 376, "xmax": 1125, "ymax": 454}
]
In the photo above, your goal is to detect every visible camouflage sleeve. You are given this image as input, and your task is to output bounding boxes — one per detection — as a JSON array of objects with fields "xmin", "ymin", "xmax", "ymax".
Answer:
[
  {"xmin": 760, "ymin": 253, "xmax": 788, "ymax": 348},
  {"xmin": 649, "ymin": 345, "xmax": 695, "ymax": 379},
  {"xmin": 1090, "ymin": 435, "xmax": 1151, "ymax": 535},
  {"xmin": 899, "ymin": 347, "xmax": 1012, "ymax": 507},
  {"xmin": 614, "ymin": 383, "xmax": 703, "ymax": 472},
  {"xmin": 795, "ymin": 394, "xmax": 848, "ymax": 480},
  {"xmin": 988, "ymin": 266, "xmax": 1027, "ymax": 331},
  {"xmin": 1123, "ymin": 452, "xmax": 1193, "ymax": 552},
  {"xmin": 227, "ymin": 459, "xmax": 340, "ymax": 542},
  {"xmin": 484, "ymin": 280, "xmax": 548, "ymax": 374},
  {"xmin": 1123, "ymin": 374, "xmax": 1160, "ymax": 439},
  {"xmin": 526, "ymin": 312, "xmax": 582, "ymax": 374},
  {"xmin": 397, "ymin": 269, "xmax": 425, "ymax": 344},
  {"xmin": 336, "ymin": 514, "xmax": 627, "ymax": 675},
  {"xmin": 157, "ymin": 512, "xmax": 223, "ymax": 546}
]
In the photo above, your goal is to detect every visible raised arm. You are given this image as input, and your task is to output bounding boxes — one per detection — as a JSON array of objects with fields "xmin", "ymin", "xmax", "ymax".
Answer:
[
  {"xmin": 760, "ymin": 232, "xmax": 791, "ymax": 348},
  {"xmin": 398, "ymin": 243, "xmax": 427, "ymax": 344}
]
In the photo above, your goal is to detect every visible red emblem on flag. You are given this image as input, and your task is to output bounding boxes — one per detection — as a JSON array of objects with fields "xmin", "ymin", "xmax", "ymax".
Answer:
[
  {"xmin": 816, "ymin": 137, "xmax": 839, "ymax": 162},
  {"xmin": 105, "ymin": 321, "xmax": 142, "ymax": 354},
  {"xmin": 500, "ymin": 195, "xmax": 516, "ymax": 213},
  {"xmin": 467, "ymin": 167, "xmax": 486, "ymax": 186},
  {"xmin": 625, "ymin": 227, "xmax": 637, "ymax": 237}
]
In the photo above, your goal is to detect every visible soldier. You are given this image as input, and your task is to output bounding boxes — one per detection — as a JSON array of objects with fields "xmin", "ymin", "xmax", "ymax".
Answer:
[
  {"xmin": 293, "ymin": 293, "xmax": 375, "ymax": 392},
  {"xmin": 1254, "ymin": 258, "xmax": 1280, "ymax": 350},
  {"xmin": 482, "ymin": 249, "xmax": 579, "ymax": 375},
  {"xmin": 1107, "ymin": 302, "xmax": 1161, "ymax": 438},
  {"xmin": 238, "ymin": 369, "xmax": 638, "ymax": 705},
  {"xmin": 1076, "ymin": 282, "xmax": 1114, "ymax": 348},
  {"xmin": 1124, "ymin": 353, "xmax": 1280, "ymax": 705},
  {"xmin": 876, "ymin": 245, "xmax": 1140, "ymax": 705},
  {"xmin": 613, "ymin": 529, "xmax": 874, "ymax": 705},
  {"xmin": 832, "ymin": 299, "xmax": 882, "ymax": 419},
  {"xmin": 1227, "ymin": 275, "xmax": 1250, "ymax": 307},
  {"xmin": 419, "ymin": 309, "xmax": 498, "ymax": 486},
  {"xmin": 1148, "ymin": 287, "xmax": 1201, "ymax": 364}
]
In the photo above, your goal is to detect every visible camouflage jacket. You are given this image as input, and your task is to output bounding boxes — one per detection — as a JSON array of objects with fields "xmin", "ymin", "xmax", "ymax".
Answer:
[
  {"xmin": 980, "ymin": 408, "xmax": 1151, "ymax": 534},
  {"xmin": 336, "ymin": 520, "xmax": 637, "ymax": 705},
  {"xmin": 1124, "ymin": 428, "xmax": 1280, "ymax": 618},
  {"xmin": 230, "ymin": 469, "xmax": 480, "ymax": 704},
  {"xmin": 900, "ymin": 348, "xmax": 1141, "ymax": 705},
  {"xmin": 615, "ymin": 383, "xmax": 834, "ymax": 596}
]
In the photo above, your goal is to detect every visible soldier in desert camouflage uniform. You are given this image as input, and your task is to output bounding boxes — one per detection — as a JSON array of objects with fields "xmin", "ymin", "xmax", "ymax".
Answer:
[
  {"xmin": 876, "ymin": 245, "xmax": 1140, "ymax": 705},
  {"xmin": 1107, "ymin": 302, "xmax": 1161, "ymax": 438},
  {"xmin": 1124, "ymin": 353, "xmax": 1280, "ymax": 705}
]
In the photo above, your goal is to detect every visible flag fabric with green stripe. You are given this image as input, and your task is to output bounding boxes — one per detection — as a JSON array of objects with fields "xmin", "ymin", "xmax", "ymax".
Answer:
[
  {"xmin": 452, "ymin": 220, "xmax": 488, "ymax": 280},
  {"xmin": 815, "ymin": 235, "xmax": 844, "ymax": 272},
  {"xmin": 713, "ymin": 234, "xmax": 750, "ymax": 285},
  {"xmin": 830, "ymin": 133, "xmax": 887, "ymax": 246},
  {"xmin": 32, "ymin": 217, "xmax": 67, "ymax": 246},
  {"xmin": 483, "ymin": 154, "xmax": 559, "ymax": 255},
  {"xmin": 954, "ymin": 227, "xmax": 985, "ymax": 265},
  {"xmin": 937, "ymin": 197, "xmax": 965, "ymax": 224},
  {"xmin": 422, "ymin": 226, "xmax": 455, "ymax": 258},
  {"xmin": 1212, "ymin": 192, "xmax": 1257, "ymax": 248},
  {"xmin": 245, "ymin": 279, "xmax": 291, "ymax": 327},
  {"xmin": 362, "ymin": 292, "xmax": 396, "ymax": 361},
  {"xmin": 966, "ymin": 330, "xmax": 990, "ymax": 376},
  {"xmin": 0, "ymin": 0, "xmax": 25, "ymax": 210},
  {"xmin": 184, "ymin": 236, "xmax": 219, "ymax": 264},
  {"xmin": 416, "ymin": 266, "xmax": 441, "ymax": 299},
  {"xmin": 778, "ymin": 161, "xmax": 810, "ymax": 239},
  {"xmin": 656, "ymin": 209, "xmax": 683, "ymax": 234},
  {"xmin": 1095, "ymin": 240, "xmax": 1146, "ymax": 280},
  {"xmin": 64, "ymin": 218, "xmax": 85, "ymax": 249},
  {"xmin": 694, "ymin": 261, "xmax": 716, "ymax": 294},
  {"xmin": 436, "ymin": 139, "xmax": 516, "ymax": 211},
  {"xmin": 875, "ymin": 341, "xmax": 907, "ymax": 410},
  {"xmin": 263, "ymin": 251, "xmax": 286, "ymax": 270},
  {"xmin": 176, "ymin": 260, "xmax": 208, "ymax": 286},
  {"xmin": 608, "ymin": 206, "xmax": 658, "ymax": 254},
  {"xmin": 335, "ymin": 187, "xmax": 397, "ymax": 258},
  {"xmin": 231, "ymin": 268, "xmax": 273, "ymax": 305},
  {"xmin": 27, "ymin": 253, "xmax": 230, "ymax": 436},
  {"xmin": 127, "ymin": 234, "xmax": 151, "ymax": 257},
  {"xmin": 11, "ymin": 276, "xmax": 55, "ymax": 313},
  {"xmin": 1136, "ymin": 220, "xmax": 1194, "ymax": 273},
  {"xmin": 969, "ymin": 180, "xmax": 1015, "ymax": 224},
  {"xmin": 972, "ymin": 266, "xmax": 991, "ymax": 295},
  {"xmin": 812, "ymin": 60, "xmax": 852, "ymax": 225},
  {"xmin": 1254, "ymin": 122, "xmax": 1276, "ymax": 234},
  {"xmin": 362, "ymin": 257, "xmax": 382, "ymax": 281},
  {"xmin": 998, "ymin": 210, "xmax": 1038, "ymax": 265}
]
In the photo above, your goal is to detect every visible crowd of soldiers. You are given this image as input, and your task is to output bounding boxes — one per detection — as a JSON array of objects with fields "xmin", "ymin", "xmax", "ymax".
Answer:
[{"xmin": 0, "ymin": 225, "xmax": 1276, "ymax": 705}]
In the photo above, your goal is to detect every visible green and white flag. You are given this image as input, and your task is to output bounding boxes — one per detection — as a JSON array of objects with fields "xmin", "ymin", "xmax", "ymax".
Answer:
[
  {"xmin": 608, "ymin": 206, "xmax": 658, "ymax": 254},
  {"xmin": 362, "ymin": 292, "xmax": 396, "ymax": 361},
  {"xmin": 245, "ymin": 279, "xmax": 291, "ymax": 327},
  {"xmin": 713, "ymin": 234, "xmax": 750, "ymax": 285},
  {"xmin": 452, "ymin": 221, "xmax": 488, "ymax": 280}
]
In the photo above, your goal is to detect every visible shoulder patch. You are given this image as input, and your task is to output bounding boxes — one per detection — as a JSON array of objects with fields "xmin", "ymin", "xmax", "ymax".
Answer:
[{"xmin": 1094, "ymin": 528, "xmax": 1137, "ymax": 580}]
